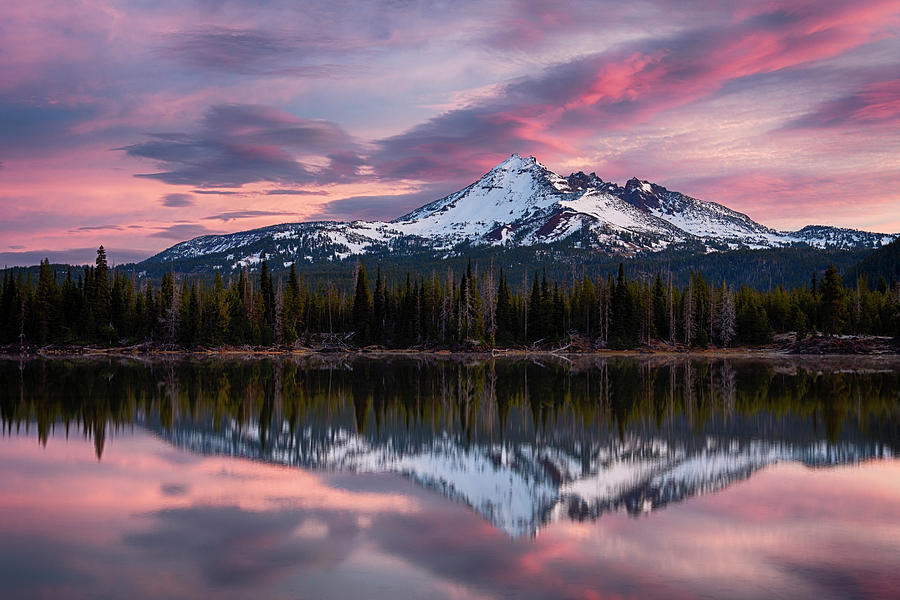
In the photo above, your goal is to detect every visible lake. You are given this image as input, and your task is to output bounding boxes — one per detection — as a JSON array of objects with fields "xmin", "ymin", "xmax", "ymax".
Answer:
[{"xmin": 1, "ymin": 355, "xmax": 899, "ymax": 599}]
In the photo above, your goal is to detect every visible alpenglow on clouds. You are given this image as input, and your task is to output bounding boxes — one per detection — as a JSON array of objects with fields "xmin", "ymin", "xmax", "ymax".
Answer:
[{"xmin": 148, "ymin": 155, "xmax": 897, "ymax": 272}]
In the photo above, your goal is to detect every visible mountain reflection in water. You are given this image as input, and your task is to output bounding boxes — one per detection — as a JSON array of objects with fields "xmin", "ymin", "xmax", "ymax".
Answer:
[{"xmin": 3, "ymin": 355, "xmax": 897, "ymax": 538}]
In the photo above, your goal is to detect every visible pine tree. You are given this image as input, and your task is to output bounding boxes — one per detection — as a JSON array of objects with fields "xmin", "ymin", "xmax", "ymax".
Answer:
[
  {"xmin": 160, "ymin": 272, "xmax": 179, "ymax": 343},
  {"xmin": 35, "ymin": 259, "xmax": 59, "ymax": 344},
  {"xmin": 284, "ymin": 264, "xmax": 302, "ymax": 342},
  {"xmin": 610, "ymin": 263, "xmax": 635, "ymax": 348},
  {"xmin": 683, "ymin": 274, "xmax": 695, "ymax": 346},
  {"xmin": 274, "ymin": 279, "xmax": 284, "ymax": 345},
  {"xmin": 717, "ymin": 282, "xmax": 736, "ymax": 347},
  {"xmin": 652, "ymin": 273, "xmax": 667, "ymax": 341},
  {"xmin": 820, "ymin": 264, "xmax": 847, "ymax": 336},
  {"xmin": 259, "ymin": 257, "xmax": 275, "ymax": 328},
  {"xmin": 352, "ymin": 262, "xmax": 373, "ymax": 344},
  {"xmin": 527, "ymin": 272, "xmax": 543, "ymax": 343},
  {"xmin": 495, "ymin": 269, "xmax": 514, "ymax": 346},
  {"xmin": 179, "ymin": 282, "xmax": 200, "ymax": 346},
  {"xmin": 60, "ymin": 268, "xmax": 80, "ymax": 342},
  {"xmin": 483, "ymin": 263, "xmax": 497, "ymax": 344},
  {"xmin": 373, "ymin": 266, "xmax": 385, "ymax": 342},
  {"xmin": 93, "ymin": 246, "xmax": 112, "ymax": 341}
]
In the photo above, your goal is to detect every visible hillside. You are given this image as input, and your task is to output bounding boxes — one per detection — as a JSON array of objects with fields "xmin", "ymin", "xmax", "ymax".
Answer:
[{"xmin": 845, "ymin": 237, "xmax": 900, "ymax": 287}]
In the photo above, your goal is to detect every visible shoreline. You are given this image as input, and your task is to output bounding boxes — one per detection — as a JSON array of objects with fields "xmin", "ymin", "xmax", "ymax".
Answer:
[{"xmin": 3, "ymin": 345, "xmax": 899, "ymax": 361}]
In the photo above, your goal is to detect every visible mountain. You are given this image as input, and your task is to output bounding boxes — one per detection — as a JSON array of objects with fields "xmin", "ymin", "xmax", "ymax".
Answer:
[
  {"xmin": 844, "ymin": 237, "xmax": 900, "ymax": 286},
  {"xmin": 141, "ymin": 155, "xmax": 896, "ymax": 274}
]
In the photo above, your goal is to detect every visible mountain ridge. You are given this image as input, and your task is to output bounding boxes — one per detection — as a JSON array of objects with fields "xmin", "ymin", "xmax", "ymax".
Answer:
[{"xmin": 142, "ymin": 154, "xmax": 897, "ymax": 273}]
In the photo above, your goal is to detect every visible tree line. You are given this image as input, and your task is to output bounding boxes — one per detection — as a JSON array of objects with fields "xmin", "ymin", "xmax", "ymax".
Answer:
[{"xmin": 2, "ymin": 246, "xmax": 899, "ymax": 349}]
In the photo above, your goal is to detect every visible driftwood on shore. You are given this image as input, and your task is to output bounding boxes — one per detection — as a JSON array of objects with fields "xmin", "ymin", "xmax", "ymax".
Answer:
[{"xmin": 2, "ymin": 329, "xmax": 897, "ymax": 360}]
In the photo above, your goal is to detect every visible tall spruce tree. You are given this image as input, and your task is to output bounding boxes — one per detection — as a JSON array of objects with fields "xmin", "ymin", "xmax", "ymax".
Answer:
[
  {"xmin": 495, "ymin": 269, "xmax": 514, "ymax": 346},
  {"xmin": 820, "ymin": 264, "xmax": 847, "ymax": 336},
  {"xmin": 610, "ymin": 263, "xmax": 635, "ymax": 348},
  {"xmin": 526, "ymin": 272, "xmax": 543, "ymax": 343},
  {"xmin": 352, "ymin": 262, "xmax": 373, "ymax": 344},
  {"xmin": 373, "ymin": 266, "xmax": 385, "ymax": 342},
  {"xmin": 93, "ymin": 246, "xmax": 111, "ymax": 339},
  {"xmin": 35, "ymin": 259, "xmax": 59, "ymax": 344}
]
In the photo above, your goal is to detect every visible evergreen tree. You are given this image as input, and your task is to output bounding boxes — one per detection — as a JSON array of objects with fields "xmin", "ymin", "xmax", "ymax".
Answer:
[
  {"xmin": 820, "ymin": 264, "xmax": 847, "ymax": 336},
  {"xmin": 35, "ymin": 259, "xmax": 59, "ymax": 344},
  {"xmin": 610, "ymin": 263, "xmax": 635, "ymax": 348},
  {"xmin": 373, "ymin": 265, "xmax": 385, "ymax": 342},
  {"xmin": 716, "ymin": 283, "xmax": 736, "ymax": 347},
  {"xmin": 259, "ymin": 257, "xmax": 275, "ymax": 328},
  {"xmin": 92, "ymin": 246, "xmax": 112, "ymax": 341},
  {"xmin": 495, "ymin": 269, "xmax": 515, "ymax": 346},
  {"xmin": 527, "ymin": 272, "xmax": 543, "ymax": 343},
  {"xmin": 352, "ymin": 262, "xmax": 373, "ymax": 344},
  {"xmin": 652, "ymin": 273, "xmax": 667, "ymax": 341}
]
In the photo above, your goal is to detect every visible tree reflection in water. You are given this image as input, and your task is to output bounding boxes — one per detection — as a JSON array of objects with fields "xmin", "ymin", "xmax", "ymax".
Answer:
[{"xmin": 2, "ymin": 355, "xmax": 897, "ymax": 536}]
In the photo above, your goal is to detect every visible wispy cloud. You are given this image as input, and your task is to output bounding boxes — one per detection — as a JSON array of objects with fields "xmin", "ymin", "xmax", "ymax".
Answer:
[
  {"xmin": 313, "ymin": 185, "xmax": 452, "ymax": 221},
  {"xmin": 160, "ymin": 28, "xmax": 300, "ymax": 74},
  {"xmin": 161, "ymin": 193, "xmax": 195, "ymax": 207},
  {"xmin": 205, "ymin": 210, "xmax": 297, "ymax": 221},
  {"xmin": 158, "ymin": 27, "xmax": 347, "ymax": 77},
  {"xmin": 149, "ymin": 224, "xmax": 217, "ymax": 240},
  {"xmin": 265, "ymin": 189, "xmax": 330, "ymax": 196},
  {"xmin": 784, "ymin": 78, "xmax": 900, "ymax": 129},
  {"xmin": 73, "ymin": 224, "xmax": 124, "ymax": 232},
  {"xmin": 122, "ymin": 104, "xmax": 364, "ymax": 188}
]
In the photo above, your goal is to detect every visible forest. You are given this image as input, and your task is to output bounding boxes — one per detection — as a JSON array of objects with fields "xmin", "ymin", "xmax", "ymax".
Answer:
[{"xmin": 1, "ymin": 246, "xmax": 898, "ymax": 350}]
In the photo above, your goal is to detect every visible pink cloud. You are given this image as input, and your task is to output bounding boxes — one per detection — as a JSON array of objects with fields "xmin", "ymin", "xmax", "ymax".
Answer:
[{"xmin": 787, "ymin": 78, "xmax": 900, "ymax": 128}]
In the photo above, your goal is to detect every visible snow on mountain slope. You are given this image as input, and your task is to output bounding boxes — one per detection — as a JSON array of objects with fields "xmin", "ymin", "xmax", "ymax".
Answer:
[
  {"xmin": 785, "ymin": 225, "xmax": 898, "ymax": 249},
  {"xmin": 152, "ymin": 220, "xmax": 403, "ymax": 264},
  {"xmin": 143, "ymin": 154, "xmax": 897, "ymax": 270},
  {"xmin": 395, "ymin": 155, "xmax": 569, "ymax": 230},
  {"xmin": 391, "ymin": 156, "xmax": 698, "ymax": 250},
  {"xmin": 621, "ymin": 178, "xmax": 781, "ymax": 245},
  {"xmin": 558, "ymin": 188, "xmax": 688, "ymax": 243}
]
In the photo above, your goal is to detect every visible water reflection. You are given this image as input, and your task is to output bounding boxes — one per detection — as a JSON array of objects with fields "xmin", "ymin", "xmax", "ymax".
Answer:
[{"xmin": 2, "ymin": 355, "xmax": 897, "ymax": 538}]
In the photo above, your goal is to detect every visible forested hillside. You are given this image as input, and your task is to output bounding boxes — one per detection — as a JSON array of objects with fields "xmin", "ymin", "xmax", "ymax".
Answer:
[{"xmin": 845, "ymin": 238, "xmax": 900, "ymax": 287}]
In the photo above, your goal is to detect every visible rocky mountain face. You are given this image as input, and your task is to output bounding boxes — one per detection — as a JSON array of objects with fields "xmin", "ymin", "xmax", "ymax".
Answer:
[{"xmin": 142, "ymin": 155, "xmax": 896, "ymax": 272}]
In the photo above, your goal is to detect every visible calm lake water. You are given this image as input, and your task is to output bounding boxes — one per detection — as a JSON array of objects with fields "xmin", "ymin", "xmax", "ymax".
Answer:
[{"xmin": 1, "ymin": 355, "xmax": 899, "ymax": 599}]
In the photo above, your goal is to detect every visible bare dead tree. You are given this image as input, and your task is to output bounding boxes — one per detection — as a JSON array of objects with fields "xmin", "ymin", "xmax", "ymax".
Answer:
[
  {"xmin": 274, "ymin": 279, "xmax": 284, "ymax": 345},
  {"xmin": 483, "ymin": 261, "xmax": 497, "ymax": 342},
  {"xmin": 683, "ymin": 275, "xmax": 694, "ymax": 346},
  {"xmin": 717, "ymin": 282, "xmax": 736, "ymax": 348}
]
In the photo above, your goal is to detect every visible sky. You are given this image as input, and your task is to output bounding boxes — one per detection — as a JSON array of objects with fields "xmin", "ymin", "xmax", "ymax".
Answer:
[{"xmin": 1, "ymin": 0, "xmax": 899, "ymax": 265}]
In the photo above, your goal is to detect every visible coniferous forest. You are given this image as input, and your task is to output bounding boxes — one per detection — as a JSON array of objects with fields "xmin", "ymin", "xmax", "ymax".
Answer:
[{"xmin": 2, "ymin": 246, "xmax": 899, "ymax": 350}]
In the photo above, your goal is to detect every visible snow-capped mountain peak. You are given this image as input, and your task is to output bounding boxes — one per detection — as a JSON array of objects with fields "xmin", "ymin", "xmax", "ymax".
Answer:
[
  {"xmin": 143, "ymin": 155, "xmax": 897, "ymax": 271},
  {"xmin": 622, "ymin": 177, "xmax": 664, "ymax": 211},
  {"xmin": 490, "ymin": 152, "xmax": 539, "ymax": 172},
  {"xmin": 390, "ymin": 154, "xmax": 575, "ymax": 246}
]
